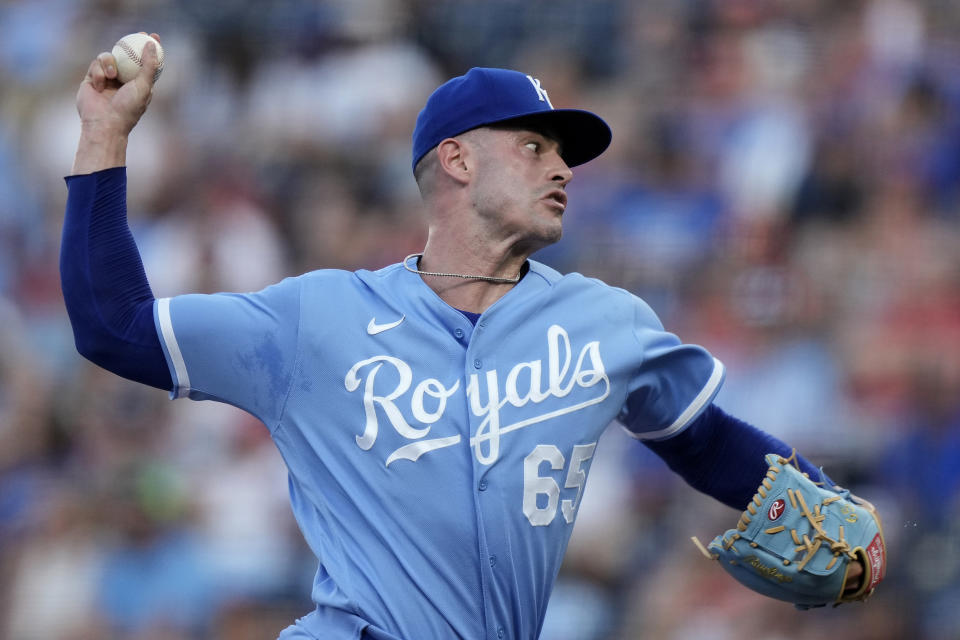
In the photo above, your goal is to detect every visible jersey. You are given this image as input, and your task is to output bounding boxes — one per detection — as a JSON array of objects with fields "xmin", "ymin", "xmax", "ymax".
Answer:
[{"xmin": 152, "ymin": 257, "xmax": 724, "ymax": 640}]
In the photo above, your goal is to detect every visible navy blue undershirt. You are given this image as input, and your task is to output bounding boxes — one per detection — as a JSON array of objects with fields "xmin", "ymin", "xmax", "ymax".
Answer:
[
  {"xmin": 458, "ymin": 309, "xmax": 482, "ymax": 325},
  {"xmin": 60, "ymin": 167, "xmax": 828, "ymax": 510}
]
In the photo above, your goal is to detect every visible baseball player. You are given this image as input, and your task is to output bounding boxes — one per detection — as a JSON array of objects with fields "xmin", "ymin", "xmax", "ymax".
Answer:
[{"xmin": 62, "ymin": 38, "xmax": 875, "ymax": 639}]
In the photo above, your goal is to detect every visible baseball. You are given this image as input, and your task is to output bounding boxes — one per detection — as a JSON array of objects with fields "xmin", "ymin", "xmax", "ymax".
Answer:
[{"xmin": 111, "ymin": 33, "xmax": 164, "ymax": 84}]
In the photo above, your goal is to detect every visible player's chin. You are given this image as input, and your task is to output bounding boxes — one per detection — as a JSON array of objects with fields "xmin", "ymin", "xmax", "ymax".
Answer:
[
  {"xmin": 543, "ymin": 229, "xmax": 562, "ymax": 248},
  {"xmin": 531, "ymin": 220, "xmax": 563, "ymax": 248}
]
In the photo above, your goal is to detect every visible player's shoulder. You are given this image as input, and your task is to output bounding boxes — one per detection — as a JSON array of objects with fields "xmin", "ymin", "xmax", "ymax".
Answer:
[
  {"xmin": 296, "ymin": 267, "xmax": 362, "ymax": 283},
  {"xmin": 295, "ymin": 263, "xmax": 401, "ymax": 285},
  {"xmin": 360, "ymin": 261, "xmax": 407, "ymax": 280},
  {"xmin": 529, "ymin": 260, "xmax": 635, "ymax": 300},
  {"xmin": 529, "ymin": 260, "xmax": 660, "ymax": 324},
  {"xmin": 293, "ymin": 262, "xmax": 412, "ymax": 299}
]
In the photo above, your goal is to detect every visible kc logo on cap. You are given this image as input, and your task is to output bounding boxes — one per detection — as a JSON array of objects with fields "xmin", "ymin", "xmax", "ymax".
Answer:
[
  {"xmin": 411, "ymin": 67, "xmax": 611, "ymax": 172},
  {"xmin": 526, "ymin": 75, "xmax": 553, "ymax": 107}
]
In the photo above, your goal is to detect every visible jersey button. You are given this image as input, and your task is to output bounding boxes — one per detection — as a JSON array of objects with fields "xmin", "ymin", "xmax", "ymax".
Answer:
[
  {"xmin": 497, "ymin": 626, "xmax": 504, "ymax": 638},
  {"xmin": 478, "ymin": 480, "xmax": 488, "ymax": 491},
  {"xmin": 473, "ymin": 358, "xmax": 482, "ymax": 369},
  {"xmin": 454, "ymin": 328, "xmax": 464, "ymax": 339},
  {"xmin": 489, "ymin": 555, "xmax": 497, "ymax": 567}
]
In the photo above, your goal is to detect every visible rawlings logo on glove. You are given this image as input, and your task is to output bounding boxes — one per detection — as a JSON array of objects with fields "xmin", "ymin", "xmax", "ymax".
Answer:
[{"xmin": 693, "ymin": 453, "xmax": 886, "ymax": 609}]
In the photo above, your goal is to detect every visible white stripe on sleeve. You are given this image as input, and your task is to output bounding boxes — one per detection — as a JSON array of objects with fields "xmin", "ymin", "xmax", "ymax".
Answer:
[{"xmin": 157, "ymin": 297, "xmax": 191, "ymax": 398}]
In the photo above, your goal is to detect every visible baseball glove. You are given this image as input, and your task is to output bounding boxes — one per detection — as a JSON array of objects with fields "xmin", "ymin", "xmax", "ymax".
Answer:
[{"xmin": 693, "ymin": 452, "xmax": 886, "ymax": 609}]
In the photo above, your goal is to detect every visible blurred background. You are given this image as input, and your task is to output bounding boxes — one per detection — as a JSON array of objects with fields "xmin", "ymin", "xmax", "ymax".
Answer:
[{"xmin": 1, "ymin": 0, "xmax": 959, "ymax": 638}]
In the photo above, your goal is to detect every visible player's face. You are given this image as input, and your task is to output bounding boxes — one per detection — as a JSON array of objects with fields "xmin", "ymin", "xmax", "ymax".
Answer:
[{"xmin": 466, "ymin": 126, "xmax": 573, "ymax": 252}]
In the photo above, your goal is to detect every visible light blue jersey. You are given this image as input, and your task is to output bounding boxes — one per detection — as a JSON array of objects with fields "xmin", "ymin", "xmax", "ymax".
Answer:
[{"xmin": 153, "ymin": 256, "xmax": 724, "ymax": 640}]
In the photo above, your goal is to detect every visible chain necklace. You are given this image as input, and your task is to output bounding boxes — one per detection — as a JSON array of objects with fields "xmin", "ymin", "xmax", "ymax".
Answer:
[{"xmin": 403, "ymin": 253, "xmax": 522, "ymax": 284}]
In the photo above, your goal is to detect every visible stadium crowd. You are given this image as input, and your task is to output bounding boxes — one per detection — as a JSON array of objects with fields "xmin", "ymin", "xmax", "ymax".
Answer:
[{"xmin": 1, "ymin": 0, "xmax": 958, "ymax": 638}]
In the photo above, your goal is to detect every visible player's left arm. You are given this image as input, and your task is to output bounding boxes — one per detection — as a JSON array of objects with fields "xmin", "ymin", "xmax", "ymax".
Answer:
[
  {"xmin": 642, "ymin": 403, "xmax": 826, "ymax": 510},
  {"xmin": 618, "ymin": 293, "xmax": 835, "ymax": 510},
  {"xmin": 643, "ymin": 403, "xmax": 870, "ymax": 595},
  {"xmin": 617, "ymin": 294, "xmax": 871, "ymax": 595}
]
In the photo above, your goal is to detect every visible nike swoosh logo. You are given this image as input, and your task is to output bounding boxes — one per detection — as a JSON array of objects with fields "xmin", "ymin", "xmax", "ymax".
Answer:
[{"xmin": 367, "ymin": 315, "xmax": 405, "ymax": 335}]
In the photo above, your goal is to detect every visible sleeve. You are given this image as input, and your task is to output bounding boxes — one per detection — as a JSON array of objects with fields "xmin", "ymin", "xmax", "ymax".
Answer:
[
  {"xmin": 154, "ymin": 276, "xmax": 303, "ymax": 429},
  {"xmin": 60, "ymin": 167, "xmax": 172, "ymax": 390},
  {"xmin": 643, "ymin": 403, "xmax": 830, "ymax": 509},
  {"xmin": 617, "ymin": 295, "xmax": 725, "ymax": 440}
]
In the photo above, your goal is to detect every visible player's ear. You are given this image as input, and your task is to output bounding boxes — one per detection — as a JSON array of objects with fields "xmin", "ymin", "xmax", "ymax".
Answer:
[{"xmin": 436, "ymin": 138, "xmax": 471, "ymax": 185}]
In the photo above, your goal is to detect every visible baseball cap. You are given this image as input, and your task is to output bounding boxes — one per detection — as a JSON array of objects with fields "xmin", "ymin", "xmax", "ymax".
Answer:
[{"xmin": 411, "ymin": 67, "xmax": 612, "ymax": 172}]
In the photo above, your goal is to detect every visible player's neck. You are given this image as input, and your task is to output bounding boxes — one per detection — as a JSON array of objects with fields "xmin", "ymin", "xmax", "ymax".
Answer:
[
  {"xmin": 415, "ymin": 241, "xmax": 528, "ymax": 314},
  {"xmin": 422, "ymin": 276, "xmax": 516, "ymax": 314}
]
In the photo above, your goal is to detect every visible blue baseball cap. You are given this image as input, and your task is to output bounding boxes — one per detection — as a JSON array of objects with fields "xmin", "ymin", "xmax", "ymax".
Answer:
[{"xmin": 411, "ymin": 67, "xmax": 612, "ymax": 173}]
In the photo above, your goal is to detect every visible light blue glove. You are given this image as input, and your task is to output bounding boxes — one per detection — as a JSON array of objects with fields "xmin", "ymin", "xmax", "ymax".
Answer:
[{"xmin": 694, "ymin": 453, "xmax": 886, "ymax": 609}]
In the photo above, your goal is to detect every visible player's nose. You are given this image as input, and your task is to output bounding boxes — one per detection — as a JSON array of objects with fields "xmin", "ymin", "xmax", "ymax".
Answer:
[{"xmin": 549, "ymin": 152, "xmax": 573, "ymax": 186}]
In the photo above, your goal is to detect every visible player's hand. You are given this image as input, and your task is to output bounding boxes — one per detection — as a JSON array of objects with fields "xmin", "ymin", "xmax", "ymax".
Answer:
[
  {"xmin": 843, "ymin": 558, "xmax": 865, "ymax": 594},
  {"xmin": 75, "ymin": 32, "xmax": 162, "ymax": 137}
]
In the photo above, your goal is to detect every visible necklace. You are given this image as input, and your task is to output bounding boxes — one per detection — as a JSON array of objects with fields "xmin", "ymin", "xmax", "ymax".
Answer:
[{"xmin": 403, "ymin": 253, "xmax": 522, "ymax": 284}]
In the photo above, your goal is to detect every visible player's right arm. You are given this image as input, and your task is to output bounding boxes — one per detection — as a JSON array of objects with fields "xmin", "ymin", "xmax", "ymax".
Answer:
[
  {"xmin": 72, "ymin": 34, "xmax": 161, "ymax": 174},
  {"xmin": 61, "ymin": 41, "xmax": 171, "ymax": 390},
  {"xmin": 62, "ymin": 40, "xmax": 301, "ymax": 427}
]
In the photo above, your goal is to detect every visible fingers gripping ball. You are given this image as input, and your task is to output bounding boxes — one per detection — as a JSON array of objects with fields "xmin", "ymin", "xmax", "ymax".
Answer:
[
  {"xmin": 111, "ymin": 33, "xmax": 164, "ymax": 84},
  {"xmin": 693, "ymin": 453, "xmax": 887, "ymax": 609}
]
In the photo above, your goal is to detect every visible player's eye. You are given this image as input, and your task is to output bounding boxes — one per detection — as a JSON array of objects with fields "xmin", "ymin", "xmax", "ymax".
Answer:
[{"xmin": 524, "ymin": 141, "xmax": 540, "ymax": 152}]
